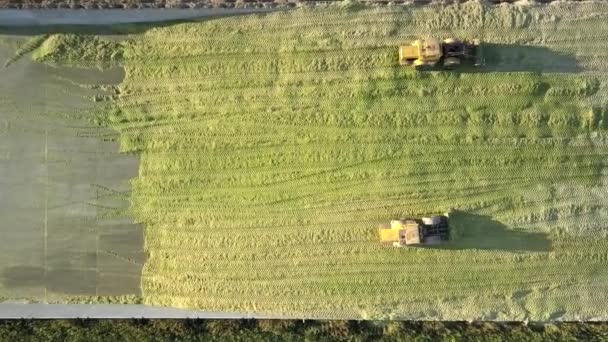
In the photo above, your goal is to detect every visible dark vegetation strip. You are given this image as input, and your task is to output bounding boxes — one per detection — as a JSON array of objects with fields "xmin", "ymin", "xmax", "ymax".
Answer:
[{"xmin": 1, "ymin": 319, "xmax": 608, "ymax": 341}]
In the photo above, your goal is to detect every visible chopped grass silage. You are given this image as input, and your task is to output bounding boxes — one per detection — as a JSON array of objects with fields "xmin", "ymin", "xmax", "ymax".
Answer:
[
  {"xmin": 37, "ymin": 2, "xmax": 608, "ymax": 320},
  {"xmin": 32, "ymin": 34, "xmax": 123, "ymax": 68}
]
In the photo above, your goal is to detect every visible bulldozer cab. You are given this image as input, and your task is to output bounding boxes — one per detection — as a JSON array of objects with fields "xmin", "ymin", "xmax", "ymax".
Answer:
[
  {"xmin": 417, "ymin": 38, "xmax": 441, "ymax": 62},
  {"xmin": 392, "ymin": 219, "xmax": 422, "ymax": 246},
  {"xmin": 399, "ymin": 38, "xmax": 442, "ymax": 66},
  {"xmin": 401, "ymin": 222, "xmax": 422, "ymax": 245}
]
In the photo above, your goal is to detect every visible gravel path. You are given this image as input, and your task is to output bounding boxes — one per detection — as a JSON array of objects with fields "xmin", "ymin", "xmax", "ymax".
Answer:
[
  {"xmin": 0, "ymin": 303, "xmax": 264, "ymax": 318},
  {"xmin": 0, "ymin": 8, "xmax": 281, "ymax": 26}
]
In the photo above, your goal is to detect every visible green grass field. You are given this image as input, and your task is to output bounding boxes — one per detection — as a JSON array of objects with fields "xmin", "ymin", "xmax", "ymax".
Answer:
[{"xmin": 30, "ymin": 2, "xmax": 608, "ymax": 319}]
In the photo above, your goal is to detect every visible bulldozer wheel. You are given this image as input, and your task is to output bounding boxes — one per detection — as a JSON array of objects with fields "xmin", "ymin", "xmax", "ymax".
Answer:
[
  {"xmin": 444, "ymin": 57, "xmax": 460, "ymax": 68},
  {"xmin": 425, "ymin": 236, "xmax": 442, "ymax": 245},
  {"xmin": 413, "ymin": 59, "xmax": 426, "ymax": 68}
]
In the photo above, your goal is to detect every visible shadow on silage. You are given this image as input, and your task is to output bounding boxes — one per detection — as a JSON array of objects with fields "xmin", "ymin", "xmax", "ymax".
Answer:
[
  {"xmin": 450, "ymin": 43, "xmax": 582, "ymax": 74},
  {"xmin": 437, "ymin": 211, "xmax": 552, "ymax": 253},
  {"xmin": 483, "ymin": 43, "xmax": 581, "ymax": 73}
]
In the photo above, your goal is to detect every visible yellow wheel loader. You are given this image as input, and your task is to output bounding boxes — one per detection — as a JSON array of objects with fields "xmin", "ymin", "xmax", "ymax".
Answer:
[
  {"xmin": 399, "ymin": 38, "xmax": 484, "ymax": 69},
  {"xmin": 379, "ymin": 214, "xmax": 450, "ymax": 247}
]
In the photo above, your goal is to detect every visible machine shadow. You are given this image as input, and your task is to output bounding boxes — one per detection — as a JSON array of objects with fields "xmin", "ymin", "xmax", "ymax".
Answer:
[
  {"xmin": 435, "ymin": 210, "xmax": 552, "ymax": 252},
  {"xmin": 456, "ymin": 43, "xmax": 582, "ymax": 74}
]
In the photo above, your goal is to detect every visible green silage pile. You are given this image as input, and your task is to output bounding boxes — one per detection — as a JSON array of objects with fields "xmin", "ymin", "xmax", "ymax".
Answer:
[{"xmin": 32, "ymin": 2, "xmax": 608, "ymax": 320}]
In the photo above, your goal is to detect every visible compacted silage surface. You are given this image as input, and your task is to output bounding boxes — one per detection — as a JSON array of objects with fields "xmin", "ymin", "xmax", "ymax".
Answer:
[{"xmin": 30, "ymin": 1, "xmax": 608, "ymax": 319}]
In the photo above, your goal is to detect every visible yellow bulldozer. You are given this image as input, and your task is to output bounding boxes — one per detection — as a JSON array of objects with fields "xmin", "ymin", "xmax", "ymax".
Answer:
[
  {"xmin": 379, "ymin": 214, "xmax": 450, "ymax": 247},
  {"xmin": 399, "ymin": 38, "xmax": 483, "ymax": 69}
]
